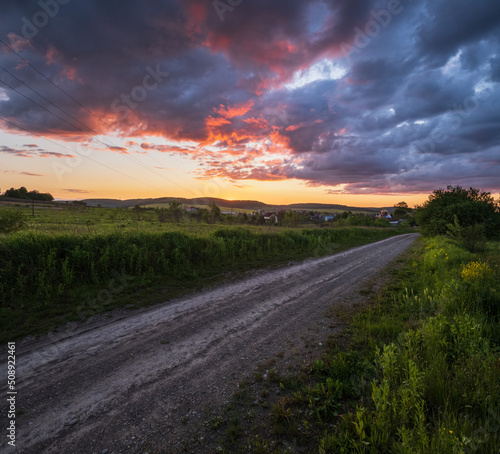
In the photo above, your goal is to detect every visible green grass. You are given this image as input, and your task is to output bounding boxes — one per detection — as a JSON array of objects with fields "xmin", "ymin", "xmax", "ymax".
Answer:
[
  {"xmin": 219, "ymin": 236, "xmax": 500, "ymax": 453},
  {"xmin": 325, "ymin": 238, "xmax": 500, "ymax": 453},
  {"xmin": 0, "ymin": 205, "xmax": 408, "ymax": 341}
]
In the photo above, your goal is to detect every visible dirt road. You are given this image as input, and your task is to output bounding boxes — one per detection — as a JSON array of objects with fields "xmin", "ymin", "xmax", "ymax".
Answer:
[{"xmin": 2, "ymin": 233, "xmax": 418, "ymax": 453}]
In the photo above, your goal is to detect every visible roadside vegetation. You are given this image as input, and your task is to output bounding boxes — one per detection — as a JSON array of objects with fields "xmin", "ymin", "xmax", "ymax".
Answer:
[
  {"xmin": 214, "ymin": 237, "xmax": 500, "ymax": 453},
  {"xmin": 415, "ymin": 185, "xmax": 500, "ymax": 251},
  {"xmin": 0, "ymin": 218, "xmax": 407, "ymax": 341}
]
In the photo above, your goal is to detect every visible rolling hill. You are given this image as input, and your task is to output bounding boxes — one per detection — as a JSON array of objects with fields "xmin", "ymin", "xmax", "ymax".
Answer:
[{"xmin": 81, "ymin": 197, "xmax": 387, "ymax": 213}]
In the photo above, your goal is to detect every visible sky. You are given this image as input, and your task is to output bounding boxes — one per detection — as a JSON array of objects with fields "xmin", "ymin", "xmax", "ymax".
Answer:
[{"xmin": 0, "ymin": 0, "xmax": 499, "ymax": 207}]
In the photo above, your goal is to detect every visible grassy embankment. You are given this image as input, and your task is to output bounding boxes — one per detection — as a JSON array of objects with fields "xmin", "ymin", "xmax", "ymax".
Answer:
[
  {"xmin": 215, "ymin": 236, "xmax": 500, "ymax": 453},
  {"xmin": 0, "ymin": 220, "xmax": 406, "ymax": 342}
]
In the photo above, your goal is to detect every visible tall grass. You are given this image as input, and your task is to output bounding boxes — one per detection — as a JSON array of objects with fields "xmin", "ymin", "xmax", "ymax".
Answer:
[
  {"xmin": 0, "ymin": 226, "xmax": 402, "ymax": 341},
  {"xmin": 317, "ymin": 236, "xmax": 500, "ymax": 453}
]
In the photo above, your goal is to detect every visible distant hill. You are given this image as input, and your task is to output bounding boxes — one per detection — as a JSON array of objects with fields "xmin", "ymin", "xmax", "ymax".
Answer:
[
  {"xmin": 81, "ymin": 197, "xmax": 268, "ymax": 210},
  {"xmin": 287, "ymin": 203, "xmax": 380, "ymax": 213},
  {"xmin": 81, "ymin": 197, "xmax": 391, "ymax": 213}
]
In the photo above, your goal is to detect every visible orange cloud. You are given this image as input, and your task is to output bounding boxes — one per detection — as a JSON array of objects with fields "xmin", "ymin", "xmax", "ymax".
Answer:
[
  {"xmin": 206, "ymin": 116, "xmax": 232, "ymax": 128},
  {"xmin": 216, "ymin": 100, "xmax": 254, "ymax": 119},
  {"xmin": 106, "ymin": 146, "xmax": 129, "ymax": 154},
  {"xmin": 242, "ymin": 117, "xmax": 270, "ymax": 129},
  {"xmin": 140, "ymin": 142, "xmax": 198, "ymax": 155},
  {"xmin": 45, "ymin": 46, "xmax": 60, "ymax": 65}
]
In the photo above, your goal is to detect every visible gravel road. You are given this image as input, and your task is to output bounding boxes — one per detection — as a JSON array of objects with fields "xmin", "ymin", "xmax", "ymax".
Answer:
[{"xmin": 1, "ymin": 233, "xmax": 418, "ymax": 453}]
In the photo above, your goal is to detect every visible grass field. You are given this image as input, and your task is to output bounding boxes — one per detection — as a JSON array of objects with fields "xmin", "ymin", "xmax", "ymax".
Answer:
[
  {"xmin": 0, "ymin": 204, "xmax": 409, "ymax": 342},
  {"xmin": 219, "ymin": 236, "xmax": 500, "ymax": 453}
]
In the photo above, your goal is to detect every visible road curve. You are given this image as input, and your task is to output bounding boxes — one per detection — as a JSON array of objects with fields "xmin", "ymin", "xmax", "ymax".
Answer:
[{"xmin": 2, "ymin": 233, "xmax": 418, "ymax": 453}]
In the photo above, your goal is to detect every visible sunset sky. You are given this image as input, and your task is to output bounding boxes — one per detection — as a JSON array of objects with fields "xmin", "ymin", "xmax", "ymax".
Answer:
[{"xmin": 0, "ymin": 0, "xmax": 499, "ymax": 207}]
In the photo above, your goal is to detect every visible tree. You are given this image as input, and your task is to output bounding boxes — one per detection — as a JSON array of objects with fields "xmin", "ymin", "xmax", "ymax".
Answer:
[
  {"xmin": 166, "ymin": 201, "xmax": 183, "ymax": 222},
  {"xmin": 283, "ymin": 210, "xmax": 299, "ymax": 227},
  {"xmin": 4, "ymin": 186, "xmax": 53, "ymax": 201},
  {"xmin": 393, "ymin": 201, "xmax": 412, "ymax": 218},
  {"xmin": 209, "ymin": 202, "xmax": 221, "ymax": 221},
  {"xmin": 5, "ymin": 187, "xmax": 28, "ymax": 198},
  {"xmin": 132, "ymin": 204, "xmax": 144, "ymax": 221},
  {"xmin": 415, "ymin": 185, "xmax": 500, "ymax": 238}
]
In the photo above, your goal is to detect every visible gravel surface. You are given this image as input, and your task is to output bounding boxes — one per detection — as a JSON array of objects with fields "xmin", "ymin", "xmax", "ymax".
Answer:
[{"xmin": 1, "ymin": 233, "xmax": 418, "ymax": 453}]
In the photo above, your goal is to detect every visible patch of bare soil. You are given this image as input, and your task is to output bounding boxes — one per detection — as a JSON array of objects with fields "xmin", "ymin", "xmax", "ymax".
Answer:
[{"xmin": 0, "ymin": 233, "xmax": 418, "ymax": 454}]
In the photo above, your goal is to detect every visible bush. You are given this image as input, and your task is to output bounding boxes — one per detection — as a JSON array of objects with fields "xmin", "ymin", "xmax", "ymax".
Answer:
[
  {"xmin": 447, "ymin": 216, "xmax": 487, "ymax": 252},
  {"xmin": 0, "ymin": 208, "xmax": 27, "ymax": 234},
  {"xmin": 374, "ymin": 217, "xmax": 390, "ymax": 227},
  {"xmin": 415, "ymin": 185, "xmax": 500, "ymax": 238}
]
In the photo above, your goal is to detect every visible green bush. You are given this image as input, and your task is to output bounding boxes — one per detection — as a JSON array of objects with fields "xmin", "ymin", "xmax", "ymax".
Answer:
[
  {"xmin": 0, "ymin": 208, "xmax": 27, "ymax": 234},
  {"xmin": 374, "ymin": 217, "xmax": 390, "ymax": 227},
  {"xmin": 447, "ymin": 215, "xmax": 487, "ymax": 252},
  {"xmin": 415, "ymin": 185, "xmax": 500, "ymax": 238}
]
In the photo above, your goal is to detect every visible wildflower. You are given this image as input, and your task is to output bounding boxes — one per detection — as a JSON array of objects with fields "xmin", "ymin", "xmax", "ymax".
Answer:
[{"xmin": 461, "ymin": 261, "xmax": 493, "ymax": 281}]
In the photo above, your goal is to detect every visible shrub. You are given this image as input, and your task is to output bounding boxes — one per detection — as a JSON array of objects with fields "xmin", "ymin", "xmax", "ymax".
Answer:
[
  {"xmin": 0, "ymin": 208, "xmax": 27, "ymax": 234},
  {"xmin": 415, "ymin": 185, "xmax": 500, "ymax": 238},
  {"xmin": 374, "ymin": 217, "xmax": 390, "ymax": 227},
  {"xmin": 447, "ymin": 215, "xmax": 487, "ymax": 252}
]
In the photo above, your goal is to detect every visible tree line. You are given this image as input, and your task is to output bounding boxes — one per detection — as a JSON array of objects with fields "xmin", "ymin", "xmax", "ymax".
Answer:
[{"xmin": 3, "ymin": 186, "xmax": 54, "ymax": 201}]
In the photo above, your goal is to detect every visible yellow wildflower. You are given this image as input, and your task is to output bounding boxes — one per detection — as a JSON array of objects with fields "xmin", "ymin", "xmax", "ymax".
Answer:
[{"xmin": 461, "ymin": 261, "xmax": 493, "ymax": 281}]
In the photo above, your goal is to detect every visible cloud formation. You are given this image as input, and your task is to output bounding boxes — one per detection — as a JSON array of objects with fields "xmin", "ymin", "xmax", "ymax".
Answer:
[
  {"xmin": 0, "ymin": 0, "xmax": 499, "ymax": 194},
  {"xmin": 0, "ymin": 144, "xmax": 74, "ymax": 159}
]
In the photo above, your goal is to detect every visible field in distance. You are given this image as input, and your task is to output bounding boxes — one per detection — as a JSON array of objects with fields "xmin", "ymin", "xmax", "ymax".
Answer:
[{"xmin": 80, "ymin": 196, "xmax": 385, "ymax": 214}]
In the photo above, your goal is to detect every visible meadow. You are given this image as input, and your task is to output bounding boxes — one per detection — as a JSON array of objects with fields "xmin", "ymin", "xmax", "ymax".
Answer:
[
  {"xmin": 224, "ymin": 236, "xmax": 500, "ymax": 453},
  {"xmin": 0, "ymin": 203, "xmax": 407, "ymax": 341}
]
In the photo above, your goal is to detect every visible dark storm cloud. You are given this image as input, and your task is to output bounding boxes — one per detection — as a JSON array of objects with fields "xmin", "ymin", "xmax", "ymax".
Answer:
[
  {"xmin": 202, "ymin": 0, "xmax": 375, "ymax": 75},
  {"xmin": 415, "ymin": 0, "xmax": 500, "ymax": 66},
  {"xmin": 490, "ymin": 58, "xmax": 500, "ymax": 82},
  {"xmin": 0, "ymin": 0, "xmax": 499, "ymax": 194}
]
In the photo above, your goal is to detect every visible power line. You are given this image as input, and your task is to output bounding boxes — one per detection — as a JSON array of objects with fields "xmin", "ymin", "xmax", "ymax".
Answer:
[
  {"xmin": 0, "ymin": 65, "xmax": 189, "ymax": 192},
  {"xmin": 0, "ymin": 117, "xmax": 167, "ymax": 193},
  {"xmin": 0, "ymin": 38, "xmax": 114, "ymax": 131},
  {"xmin": 0, "ymin": 78, "xmax": 89, "ymax": 134},
  {"xmin": 0, "ymin": 63, "xmax": 91, "ymax": 132},
  {"xmin": 0, "ymin": 38, "xmax": 198, "ymax": 195},
  {"xmin": 0, "ymin": 73, "xmax": 170, "ymax": 179}
]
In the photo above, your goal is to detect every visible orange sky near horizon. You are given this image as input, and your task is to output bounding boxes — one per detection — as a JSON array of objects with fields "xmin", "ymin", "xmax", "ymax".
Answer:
[{"xmin": 2, "ymin": 128, "xmax": 498, "ymax": 209}]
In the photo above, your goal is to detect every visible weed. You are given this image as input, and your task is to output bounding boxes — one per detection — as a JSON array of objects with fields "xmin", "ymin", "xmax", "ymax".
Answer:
[
  {"xmin": 209, "ymin": 415, "xmax": 225, "ymax": 430},
  {"xmin": 225, "ymin": 416, "xmax": 242, "ymax": 444}
]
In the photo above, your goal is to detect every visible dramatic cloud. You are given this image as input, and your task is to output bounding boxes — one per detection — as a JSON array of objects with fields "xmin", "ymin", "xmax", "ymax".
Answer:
[{"xmin": 0, "ymin": 0, "xmax": 499, "ymax": 194}]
